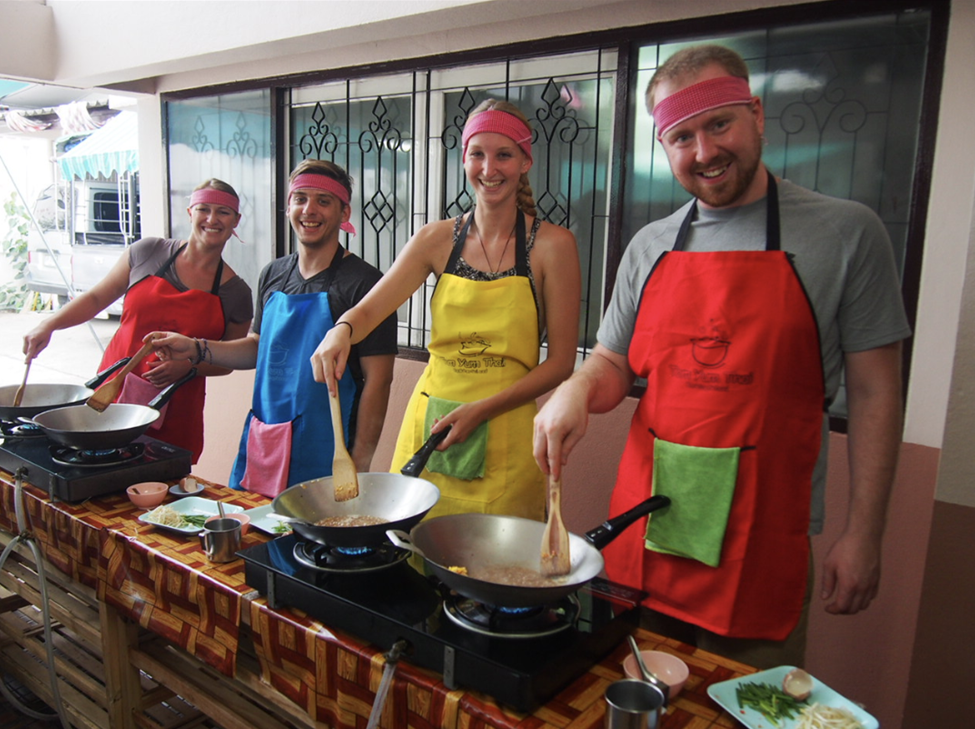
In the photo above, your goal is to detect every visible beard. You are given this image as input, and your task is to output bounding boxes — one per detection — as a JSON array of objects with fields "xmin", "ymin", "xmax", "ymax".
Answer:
[{"xmin": 677, "ymin": 132, "xmax": 764, "ymax": 209}]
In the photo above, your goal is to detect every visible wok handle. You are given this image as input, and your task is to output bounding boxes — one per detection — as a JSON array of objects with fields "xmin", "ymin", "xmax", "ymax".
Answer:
[
  {"xmin": 385, "ymin": 529, "xmax": 426, "ymax": 558},
  {"xmin": 147, "ymin": 368, "xmax": 198, "ymax": 410},
  {"xmin": 86, "ymin": 358, "xmax": 130, "ymax": 389},
  {"xmin": 584, "ymin": 495, "xmax": 671, "ymax": 551},
  {"xmin": 399, "ymin": 425, "xmax": 451, "ymax": 477}
]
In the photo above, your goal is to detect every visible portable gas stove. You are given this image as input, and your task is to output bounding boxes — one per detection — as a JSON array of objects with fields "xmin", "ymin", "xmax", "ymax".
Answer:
[
  {"xmin": 240, "ymin": 532, "xmax": 644, "ymax": 712},
  {"xmin": 0, "ymin": 422, "xmax": 192, "ymax": 502}
]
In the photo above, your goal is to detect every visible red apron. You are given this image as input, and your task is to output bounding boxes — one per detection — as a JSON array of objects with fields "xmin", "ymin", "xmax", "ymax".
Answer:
[
  {"xmin": 100, "ymin": 244, "xmax": 226, "ymax": 463},
  {"xmin": 604, "ymin": 176, "xmax": 826, "ymax": 640}
]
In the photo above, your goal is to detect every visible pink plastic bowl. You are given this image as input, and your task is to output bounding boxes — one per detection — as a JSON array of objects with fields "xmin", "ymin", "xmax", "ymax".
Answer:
[
  {"xmin": 126, "ymin": 482, "xmax": 169, "ymax": 509},
  {"xmin": 622, "ymin": 650, "xmax": 690, "ymax": 699}
]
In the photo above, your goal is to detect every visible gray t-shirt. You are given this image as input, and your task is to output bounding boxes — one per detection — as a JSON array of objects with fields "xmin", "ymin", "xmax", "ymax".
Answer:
[
  {"xmin": 599, "ymin": 178, "xmax": 911, "ymax": 532},
  {"xmin": 127, "ymin": 237, "xmax": 254, "ymax": 328}
]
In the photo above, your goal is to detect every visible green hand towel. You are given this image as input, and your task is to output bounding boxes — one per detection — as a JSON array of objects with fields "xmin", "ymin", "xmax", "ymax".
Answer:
[
  {"xmin": 644, "ymin": 437, "xmax": 740, "ymax": 568},
  {"xmin": 423, "ymin": 396, "xmax": 488, "ymax": 480}
]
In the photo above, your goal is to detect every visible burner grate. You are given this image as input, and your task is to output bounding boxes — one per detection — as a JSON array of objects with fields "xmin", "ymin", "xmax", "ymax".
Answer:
[
  {"xmin": 444, "ymin": 594, "xmax": 580, "ymax": 638},
  {"xmin": 292, "ymin": 540, "xmax": 408, "ymax": 573},
  {"xmin": 50, "ymin": 443, "xmax": 145, "ymax": 467}
]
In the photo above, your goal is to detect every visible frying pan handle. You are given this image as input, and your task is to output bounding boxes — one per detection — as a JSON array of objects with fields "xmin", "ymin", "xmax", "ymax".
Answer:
[
  {"xmin": 399, "ymin": 425, "xmax": 452, "ymax": 477},
  {"xmin": 584, "ymin": 495, "xmax": 671, "ymax": 551},
  {"xmin": 86, "ymin": 358, "xmax": 130, "ymax": 389},
  {"xmin": 147, "ymin": 368, "xmax": 198, "ymax": 410},
  {"xmin": 385, "ymin": 529, "xmax": 426, "ymax": 558}
]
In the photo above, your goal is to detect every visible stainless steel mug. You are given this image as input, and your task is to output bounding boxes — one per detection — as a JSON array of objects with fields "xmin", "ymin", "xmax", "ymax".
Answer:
[
  {"xmin": 199, "ymin": 517, "xmax": 242, "ymax": 563},
  {"xmin": 604, "ymin": 678, "xmax": 665, "ymax": 729}
]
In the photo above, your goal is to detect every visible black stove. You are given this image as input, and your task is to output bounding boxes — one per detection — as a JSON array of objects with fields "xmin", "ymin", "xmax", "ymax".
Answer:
[
  {"xmin": 240, "ymin": 533, "xmax": 643, "ymax": 712},
  {"xmin": 0, "ymin": 430, "xmax": 192, "ymax": 502}
]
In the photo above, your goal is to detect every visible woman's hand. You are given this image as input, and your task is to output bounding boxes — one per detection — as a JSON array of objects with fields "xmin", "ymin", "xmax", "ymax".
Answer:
[
  {"xmin": 310, "ymin": 323, "xmax": 353, "ymax": 395},
  {"xmin": 143, "ymin": 357, "xmax": 194, "ymax": 388},
  {"xmin": 430, "ymin": 401, "xmax": 489, "ymax": 451},
  {"xmin": 146, "ymin": 331, "xmax": 198, "ymax": 363},
  {"xmin": 23, "ymin": 323, "xmax": 54, "ymax": 362}
]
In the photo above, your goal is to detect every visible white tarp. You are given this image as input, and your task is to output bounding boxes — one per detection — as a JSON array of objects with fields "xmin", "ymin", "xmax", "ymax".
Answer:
[{"xmin": 58, "ymin": 111, "xmax": 138, "ymax": 179}]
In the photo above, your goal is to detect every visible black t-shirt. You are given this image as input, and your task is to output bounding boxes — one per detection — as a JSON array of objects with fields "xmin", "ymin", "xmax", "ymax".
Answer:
[{"xmin": 253, "ymin": 250, "xmax": 397, "ymax": 441}]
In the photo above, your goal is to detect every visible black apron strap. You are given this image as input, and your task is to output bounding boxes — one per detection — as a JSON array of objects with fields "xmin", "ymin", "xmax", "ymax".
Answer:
[
  {"xmin": 155, "ymin": 242, "xmax": 226, "ymax": 295},
  {"xmin": 445, "ymin": 209, "xmax": 527, "ymax": 275},
  {"xmin": 673, "ymin": 169, "xmax": 779, "ymax": 252}
]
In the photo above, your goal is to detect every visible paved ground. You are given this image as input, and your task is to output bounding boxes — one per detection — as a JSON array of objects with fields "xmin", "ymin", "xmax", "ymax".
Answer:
[{"xmin": 0, "ymin": 310, "xmax": 118, "ymax": 389}]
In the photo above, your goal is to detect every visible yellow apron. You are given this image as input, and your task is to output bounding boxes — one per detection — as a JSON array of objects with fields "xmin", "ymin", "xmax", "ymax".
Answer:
[{"xmin": 390, "ymin": 212, "xmax": 543, "ymax": 520}]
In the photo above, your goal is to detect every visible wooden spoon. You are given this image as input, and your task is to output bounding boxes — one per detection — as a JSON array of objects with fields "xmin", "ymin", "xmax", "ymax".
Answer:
[
  {"xmin": 12, "ymin": 359, "xmax": 31, "ymax": 408},
  {"xmin": 85, "ymin": 340, "xmax": 155, "ymax": 412},
  {"xmin": 540, "ymin": 474, "xmax": 571, "ymax": 576},
  {"xmin": 329, "ymin": 387, "xmax": 359, "ymax": 502}
]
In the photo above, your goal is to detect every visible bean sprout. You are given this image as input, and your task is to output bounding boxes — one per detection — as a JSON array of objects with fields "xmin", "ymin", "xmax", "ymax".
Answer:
[{"xmin": 796, "ymin": 703, "xmax": 865, "ymax": 729}]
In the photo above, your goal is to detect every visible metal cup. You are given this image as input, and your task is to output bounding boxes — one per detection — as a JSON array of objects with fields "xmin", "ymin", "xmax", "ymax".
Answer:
[
  {"xmin": 199, "ymin": 517, "xmax": 242, "ymax": 563},
  {"xmin": 604, "ymin": 678, "xmax": 665, "ymax": 729}
]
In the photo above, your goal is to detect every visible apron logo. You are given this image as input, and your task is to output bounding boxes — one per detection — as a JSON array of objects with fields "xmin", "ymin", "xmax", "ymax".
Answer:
[
  {"xmin": 458, "ymin": 332, "xmax": 491, "ymax": 356},
  {"xmin": 691, "ymin": 321, "xmax": 730, "ymax": 368}
]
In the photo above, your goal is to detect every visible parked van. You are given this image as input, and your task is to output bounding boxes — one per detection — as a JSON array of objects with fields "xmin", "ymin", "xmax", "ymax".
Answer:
[{"xmin": 25, "ymin": 174, "xmax": 140, "ymax": 316}]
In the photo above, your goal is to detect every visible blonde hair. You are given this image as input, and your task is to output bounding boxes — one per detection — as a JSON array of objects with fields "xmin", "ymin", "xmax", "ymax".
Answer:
[{"xmin": 468, "ymin": 100, "xmax": 537, "ymax": 217}]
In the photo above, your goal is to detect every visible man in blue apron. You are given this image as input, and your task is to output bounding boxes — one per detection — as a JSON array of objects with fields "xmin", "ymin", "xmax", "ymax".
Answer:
[
  {"xmin": 533, "ymin": 44, "xmax": 910, "ymax": 668},
  {"xmin": 151, "ymin": 160, "xmax": 397, "ymax": 497}
]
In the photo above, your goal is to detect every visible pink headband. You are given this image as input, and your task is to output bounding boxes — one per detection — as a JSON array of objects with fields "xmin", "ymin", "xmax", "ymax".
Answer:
[
  {"xmin": 462, "ymin": 110, "xmax": 533, "ymax": 163},
  {"xmin": 189, "ymin": 188, "xmax": 239, "ymax": 213},
  {"xmin": 289, "ymin": 173, "xmax": 356, "ymax": 236},
  {"xmin": 653, "ymin": 76, "xmax": 754, "ymax": 139}
]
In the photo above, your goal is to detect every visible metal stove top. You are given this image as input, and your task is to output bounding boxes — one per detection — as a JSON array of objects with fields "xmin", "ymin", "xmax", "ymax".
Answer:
[
  {"xmin": 240, "ymin": 533, "xmax": 643, "ymax": 712},
  {"xmin": 0, "ymin": 431, "xmax": 192, "ymax": 502}
]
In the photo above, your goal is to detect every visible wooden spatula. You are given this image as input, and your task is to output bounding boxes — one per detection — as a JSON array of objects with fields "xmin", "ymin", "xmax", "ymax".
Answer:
[
  {"xmin": 12, "ymin": 359, "xmax": 31, "ymax": 408},
  {"xmin": 85, "ymin": 341, "xmax": 155, "ymax": 412},
  {"xmin": 540, "ymin": 474, "xmax": 571, "ymax": 576},
  {"xmin": 329, "ymin": 387, "xmax": 359, "ymax": 502}
]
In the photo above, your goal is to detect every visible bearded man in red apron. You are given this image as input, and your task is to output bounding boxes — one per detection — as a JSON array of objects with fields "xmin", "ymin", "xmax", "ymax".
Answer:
[{"xmin": 534, "ymin": 44, "xmax": 910, "ymax": 667}]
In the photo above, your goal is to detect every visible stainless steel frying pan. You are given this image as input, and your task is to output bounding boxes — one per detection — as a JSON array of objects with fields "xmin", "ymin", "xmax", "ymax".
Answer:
[
  {"xmin": 25, "ymin": 369, "xmax": 196, "ymax": 450},
  {"xmin": 0, "ymin": 358, "xmax": 127, "ymax": 420},
  {"xmin": 387, "ymin": 495, "xmax": 671, "ymax": 607},
  {"xmin": 271, "ymin": 428, "xmax": 448, "ymax": 548}
]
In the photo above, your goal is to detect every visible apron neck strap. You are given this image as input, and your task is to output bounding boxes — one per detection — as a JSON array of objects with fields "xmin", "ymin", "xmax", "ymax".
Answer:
[
  {"xmin": 673, "ymin": 169, "xmax": 780, "ymax": 252},
  {"xmin": 287, "ymin": 243, "xmax": 346, "ymax": 290},
  {"xmin": 447, "ymin": 208, "xmax": 528, "ymax": 275},
  {"xmin": 157, "ymin": 242, "xmax": 225, "ymax": 295}
]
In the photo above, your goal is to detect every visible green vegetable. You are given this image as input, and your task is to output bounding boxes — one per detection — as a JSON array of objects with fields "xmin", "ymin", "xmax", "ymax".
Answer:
[
  {"xmin": 272, "ymin": 522, "xmax": 291, "ymax": 534},
  {"xmin": 182, "ymin": 514, "xmax": 209, "ymax": 528},
  {"xmin": 735, "ymin": 681, "xmax": 807, "ymax": 726}
]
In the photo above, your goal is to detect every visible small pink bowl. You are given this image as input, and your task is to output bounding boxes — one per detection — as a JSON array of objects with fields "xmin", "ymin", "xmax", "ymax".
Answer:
[
  {"xmin": 622, "ymin": 650, "xmax": 690, "ymax": 699},
  {"xmin": 127, "ymin": 482, "xmax": 168, "ymax": 509},
  {"xmin": 205, "ymin": 512, "xmax": 251, "ymax": 536}
]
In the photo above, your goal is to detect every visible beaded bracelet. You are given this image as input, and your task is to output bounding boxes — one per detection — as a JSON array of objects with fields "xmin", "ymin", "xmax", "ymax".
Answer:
[{"xmin": 193, "ymin": 338, "xmax": 204, "ymax": 365}]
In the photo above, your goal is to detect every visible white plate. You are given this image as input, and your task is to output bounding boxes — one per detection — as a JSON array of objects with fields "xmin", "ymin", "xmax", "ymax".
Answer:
[
  {"xmin": 139, "ymin": 496, "xmax": 244, "ymax": 535},
  {"xmin": 169, "ymin": 483, "xmax": 206, "ymax": 498},
  {"xmin": 242, "ymin": 504, "xmax": 292, "ymax": 536},
  {"xmin": 707, "ymin": 665, "xmax": 878, "ymax": 729}
]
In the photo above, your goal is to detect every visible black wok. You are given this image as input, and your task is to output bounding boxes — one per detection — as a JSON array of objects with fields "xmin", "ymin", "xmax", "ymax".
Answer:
[
  {"xmin": 25, "ymin": 369, "xmax": 196, "ymax": 450},
  {"xmin": 271, "ymin": 428, "xmax": 448, "ymax": 549},
  {"xmin": 387, "ymin": 495, "xmax": 670, "ymax": 607},
  {"xmin": 0, "ymin": 358, "xmax": 127, "ymax": 420}
]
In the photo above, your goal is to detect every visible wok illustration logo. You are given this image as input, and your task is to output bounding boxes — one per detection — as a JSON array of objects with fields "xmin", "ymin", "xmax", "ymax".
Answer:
[
  {"xmin": 690, "ymin": 320, "xmax": 730, "ymax": 368},
  {"xmin": 458, "ymin": 332, "xmax": 491, "ymax": 356}
]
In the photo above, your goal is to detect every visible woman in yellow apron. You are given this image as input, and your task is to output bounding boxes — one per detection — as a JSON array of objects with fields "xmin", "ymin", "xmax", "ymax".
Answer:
[{"xmin": 311, "ymin": 100, "xmax": 581, "ymax": 520}]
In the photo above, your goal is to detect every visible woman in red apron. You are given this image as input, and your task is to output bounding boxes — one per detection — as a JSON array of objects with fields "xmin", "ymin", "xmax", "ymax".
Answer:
[
  {"xmin": 311, "ymin": 100, "xmax": 581, "ymax": 519},
  {"xmin": 24, "ymin": 180, "xmax": 254, "ymax": 463}
]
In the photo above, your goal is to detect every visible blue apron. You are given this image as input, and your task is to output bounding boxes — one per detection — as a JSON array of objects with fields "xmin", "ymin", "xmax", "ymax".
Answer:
[{"xmin": 230, "ymin": 251, "xmax": 356, "ymax": 490}]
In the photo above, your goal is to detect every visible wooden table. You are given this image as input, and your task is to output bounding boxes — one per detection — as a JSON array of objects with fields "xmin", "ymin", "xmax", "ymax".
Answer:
[{"xmin": 0, "ymin": 467, "xmax": 753, "ymax": 729}]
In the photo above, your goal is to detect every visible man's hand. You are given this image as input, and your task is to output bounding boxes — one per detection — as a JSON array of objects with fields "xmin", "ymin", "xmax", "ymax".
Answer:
[{"xmin": 820, "ymin": 531, "xmax": 881, "ymax": 614}]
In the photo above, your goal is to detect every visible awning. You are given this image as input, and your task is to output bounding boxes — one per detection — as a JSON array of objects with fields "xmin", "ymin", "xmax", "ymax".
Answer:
[{"xmin": 58, "ymin": 110, "xmax": 138, "ymax": 179}]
